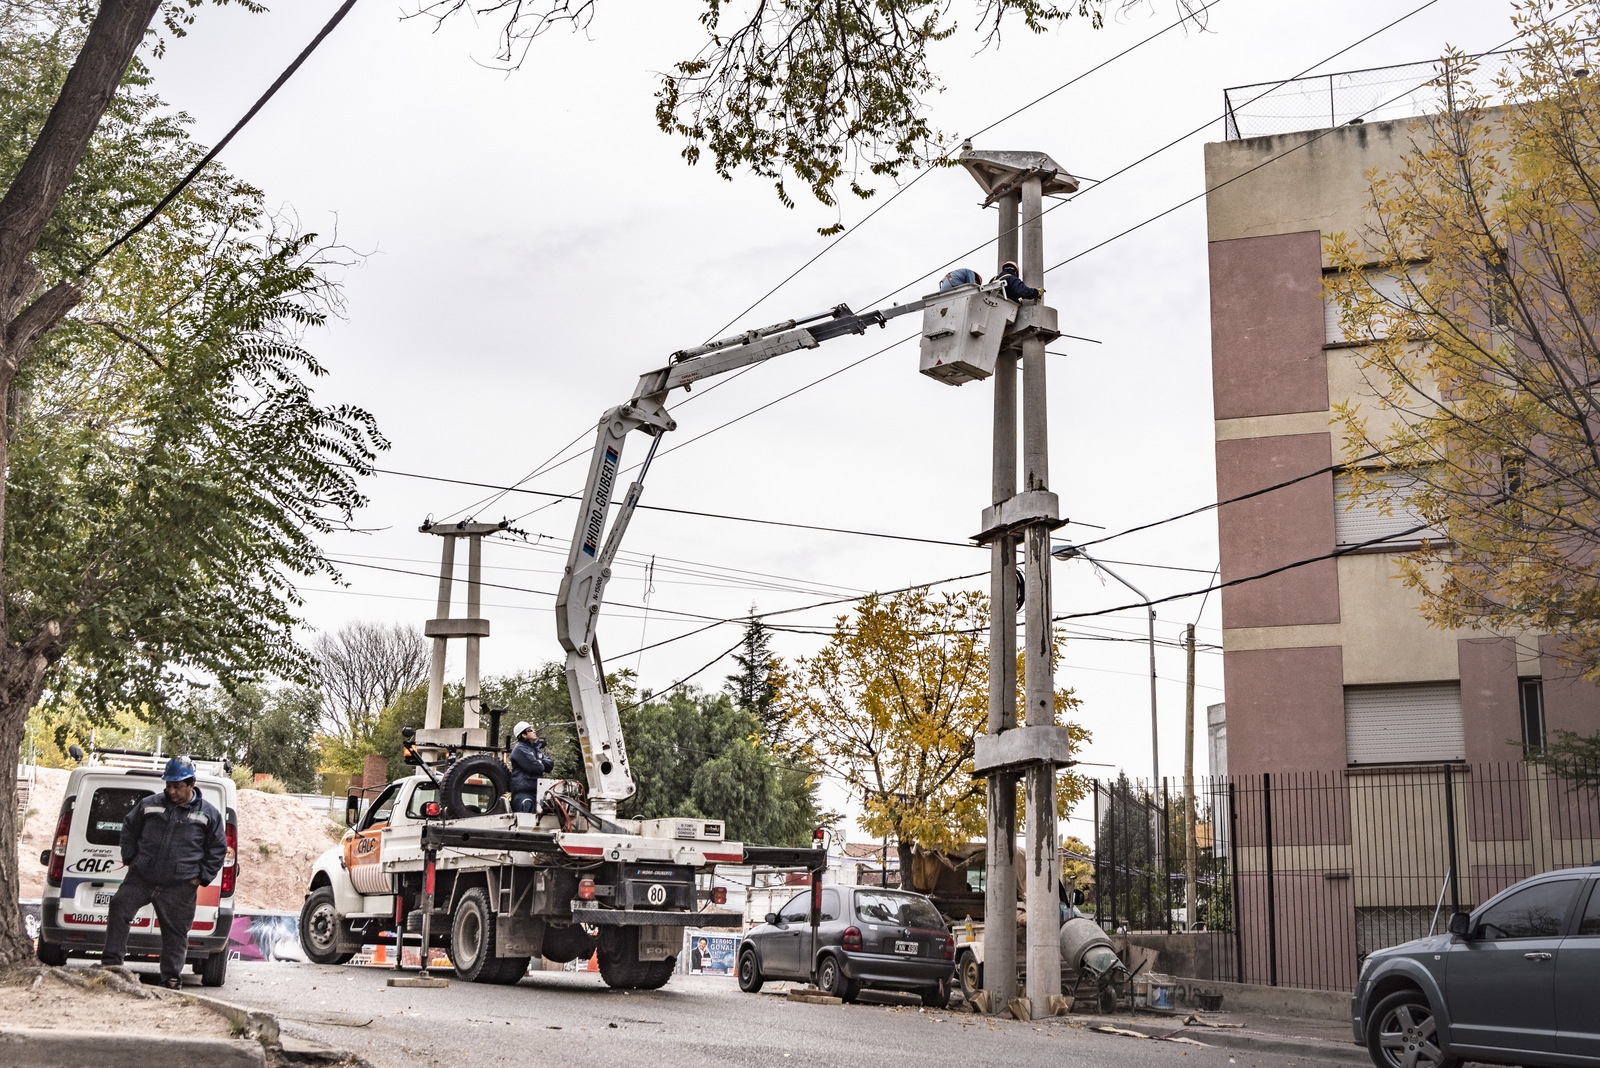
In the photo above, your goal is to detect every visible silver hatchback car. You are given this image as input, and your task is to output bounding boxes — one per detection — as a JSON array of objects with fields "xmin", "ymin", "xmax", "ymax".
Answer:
[
  {"xmin": 737, "ymin": 885, "xmax": 955, "ymax": 1006},
  {"xmin": 1351, "ymin": 864, "xmax": 1600, "ymax": 1068}
]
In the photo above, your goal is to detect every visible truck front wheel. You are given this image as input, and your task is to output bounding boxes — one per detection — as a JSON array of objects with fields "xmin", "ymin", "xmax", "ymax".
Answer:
[{"xmin": 299, "ymin": 887, "xmax": 354, "ymax": 966}]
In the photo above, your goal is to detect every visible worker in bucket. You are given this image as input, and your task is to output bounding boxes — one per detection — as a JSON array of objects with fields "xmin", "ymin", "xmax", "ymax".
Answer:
[
  {"xmin": 101, "ymin": 756, "xmax": 227, "ymax": 989},
  {"xmin": 939, "ymin": 267, "xmax": 983, "ymax": 291},
  {"xmin": 509, "ymin": 721, "xmax": 554, "ymax": 813},
  {"xmin": 996, "ymin": 261, "xmax": 1043, "ymax": 302}
]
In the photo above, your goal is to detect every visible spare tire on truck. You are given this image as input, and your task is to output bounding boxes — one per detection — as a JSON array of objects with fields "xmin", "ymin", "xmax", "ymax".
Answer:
[{"xmin": 440, "ymin": 754, "xmax": 510, "ymax": 819}]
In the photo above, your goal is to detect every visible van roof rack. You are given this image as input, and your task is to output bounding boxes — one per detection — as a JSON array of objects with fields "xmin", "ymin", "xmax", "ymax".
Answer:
[{"xmin": 85, "ymin": 747, "xmax": 231, "ymax": 775}]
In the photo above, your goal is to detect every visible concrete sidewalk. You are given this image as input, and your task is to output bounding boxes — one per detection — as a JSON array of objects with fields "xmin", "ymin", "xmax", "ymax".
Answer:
[{"xmin": 1073, "ymin": 1008, "xmax": 1366, "ymax": 1065}]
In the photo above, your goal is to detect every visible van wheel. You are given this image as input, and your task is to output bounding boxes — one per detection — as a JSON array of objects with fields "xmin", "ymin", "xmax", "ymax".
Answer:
[
  {"xmin": 36, "ymin": 941, "xmax": 66, "ymax": 967},
  {"xmin": 201, "ymin": 951, "xmax": 228, "ymax": 988},
  {"xmin": 449, "ymin": 887, "xmax": 504, "ymax": 983},
  {"xmin": 440, "ymin": 755, "xmax": 510, "ymax": 819},
  {"xmin": 299, "ymin": 887, "xmax": 354, "ymax": 966}
]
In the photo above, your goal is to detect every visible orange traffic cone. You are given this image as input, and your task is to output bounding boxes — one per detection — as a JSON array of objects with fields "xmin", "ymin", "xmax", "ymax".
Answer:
[{"xmin": 586, "ymin": 950, "xmax": 599, "ymax": 972}]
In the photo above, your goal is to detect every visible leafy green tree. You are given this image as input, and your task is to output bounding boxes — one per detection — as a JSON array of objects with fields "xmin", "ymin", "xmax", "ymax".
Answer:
[
  {"xmin": 725, "ymin": 614, "xmax": 780, "ymax": 742},
  {"xmin": 0, "ymin": 4, "xmax": 380, "ymax": 966},
  {"xmin": 620, "ymin": 687, "xmax": 821, "ymax": 846},
  {"xmin": 778, "ymin": 589, "xmax": 1089, "ymax": 880},
  {"xmin": 159, "ymin": 683, "xmax": 321, "ymax": 792}
]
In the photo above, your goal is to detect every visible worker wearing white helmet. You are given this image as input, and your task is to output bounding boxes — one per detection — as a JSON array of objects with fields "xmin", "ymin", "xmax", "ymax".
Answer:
[{"xmin": 508, "ymin": 721, "xmax": 553, "ymax": 814}]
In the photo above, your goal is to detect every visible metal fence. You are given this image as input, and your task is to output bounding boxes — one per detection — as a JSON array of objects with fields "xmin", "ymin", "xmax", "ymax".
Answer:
[
  {"xmin": 1222, "ymin": 49, "xmax": 1520, "ymax": 141},
  {"xmin": 1089, "ymin": 761, "xmax": 1600, "ymax": 992}
]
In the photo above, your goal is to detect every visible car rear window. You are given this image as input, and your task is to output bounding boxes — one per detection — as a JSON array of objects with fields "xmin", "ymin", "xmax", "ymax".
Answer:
[
  {"xmin": 854, "ymin": 890, "xmax": 945, "ymax": 929},
  {"xmin": 85, "ymin": 786, "xmax": 155, "ymax": 846}
]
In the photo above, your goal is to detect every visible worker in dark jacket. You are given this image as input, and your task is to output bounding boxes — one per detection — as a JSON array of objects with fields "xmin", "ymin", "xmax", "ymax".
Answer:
[
  {"xmin": 509, "ymin": 721, "xmax": 554, "ymax": 814},
  {"xmin": 102, "ymin": 756, "xmax": 227, "ymax": 988},
  {"xmin": 996, "ymin": 261, "xmax": 1043, "ymax": 303}
]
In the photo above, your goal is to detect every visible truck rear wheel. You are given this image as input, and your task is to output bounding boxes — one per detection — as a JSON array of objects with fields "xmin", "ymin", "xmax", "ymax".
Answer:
[
  {"xmin": 957, "ymin": 950, "xmax": 982, "ymax": 999},
  {"xmin": 449, "ymin": 887, "xmax": 504, "ymax": 983},
  {"xmin": 598, "ymin": 926, "xmax": 674, "ymax": 990},
  {"xmin": 299, "ymin": 887, "xmax": 354, "ymax": 966}
]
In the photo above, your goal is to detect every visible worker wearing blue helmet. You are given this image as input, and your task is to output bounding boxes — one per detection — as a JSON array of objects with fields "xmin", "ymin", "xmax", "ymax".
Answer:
[{"xmin": 101, "ymin": 756, "xmax": 227, "ymax": 988}]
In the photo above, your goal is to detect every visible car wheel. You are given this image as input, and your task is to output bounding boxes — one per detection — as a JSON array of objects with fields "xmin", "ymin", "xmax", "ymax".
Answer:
[
  {"xmin": 921, "ymin": 980, "xmax": 951, "ymax": 1009},
  {"xmin": 1366, "ymin": 989, "xmax": 1462, "ymax": 1068},
  {"xmin": 36, "ymin": 941, "xmax": 66, "ymax": 967},
  {"xmin": 816, "ymin": 954, "xmax": 858, "ymax": 1003},
  {"xmin": 298, "ymin": 886, "xmax": 354, "ymax": 966},
  {"xmin": 956, "ymin": 951, "xmax": 982, "ymax": 999},
  {"xmin": 737, "ymin": 948, "xmax": 764, "ymax": 993}
]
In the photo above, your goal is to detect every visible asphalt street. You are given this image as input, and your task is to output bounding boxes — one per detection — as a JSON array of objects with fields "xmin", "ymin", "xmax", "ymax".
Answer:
[{"xmin": 179, "ymin": 962, "xmax": 1355, "ymax": 1068}]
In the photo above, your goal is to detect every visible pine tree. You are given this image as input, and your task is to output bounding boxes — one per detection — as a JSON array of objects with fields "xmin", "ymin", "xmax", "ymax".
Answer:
[{"xmin": 725, "ymin": 614, "xmax": 781, "ymax": 742}]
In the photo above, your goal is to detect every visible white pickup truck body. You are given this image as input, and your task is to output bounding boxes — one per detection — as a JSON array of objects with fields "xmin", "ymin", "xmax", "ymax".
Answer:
[{"xmin": 301, "ymin": 773, "xmax": 809, "ymax": 989}]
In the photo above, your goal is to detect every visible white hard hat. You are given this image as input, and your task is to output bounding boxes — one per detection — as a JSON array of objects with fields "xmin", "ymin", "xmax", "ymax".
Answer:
[{"xmin": 513, "ymin": 721, "xmax": 533, "ymax": 738}]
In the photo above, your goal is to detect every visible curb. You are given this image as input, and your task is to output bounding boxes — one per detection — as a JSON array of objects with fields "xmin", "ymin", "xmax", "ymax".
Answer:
[
  {"xmin": 0, "ymin": 1024, "xmax": 266, "ymax": 1068},
  {"xmin": 1075, "ymin": 1013, "xmax": 1369, "ymax": 1064}
]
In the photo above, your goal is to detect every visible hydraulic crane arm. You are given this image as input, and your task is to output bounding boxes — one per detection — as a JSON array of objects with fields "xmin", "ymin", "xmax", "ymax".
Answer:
[{"xmin": 553, "ymin": 296, "xmax": 938, "ymax": 817}]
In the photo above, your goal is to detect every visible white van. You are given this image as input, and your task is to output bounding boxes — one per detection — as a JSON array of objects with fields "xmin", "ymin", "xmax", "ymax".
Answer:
[{"xmin": 35, "ymin": 749, "xmax": 239, "ymax": 985}]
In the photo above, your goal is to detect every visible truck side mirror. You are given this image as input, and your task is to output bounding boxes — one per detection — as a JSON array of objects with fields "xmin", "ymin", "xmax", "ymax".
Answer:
[
  {"xmin": 1072, "ymin": 888, "xmax": 1086, "ymax": 906},
  {"xmin": 40, "ymin": 850, "xmax": 50, "ymax": 866},
  {"xmin": 345, "ymin": 794, "xmax": 361, "ymax": 827},
  {"xmin": 1447, "ymin": 911, "xmax": 1472, "ymax": 938}
]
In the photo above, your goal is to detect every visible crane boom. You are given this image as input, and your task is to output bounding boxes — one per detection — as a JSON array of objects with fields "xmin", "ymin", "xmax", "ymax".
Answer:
[{"xmin": 553, "ymin": 295, "xmax": 941, "ymax": 817}]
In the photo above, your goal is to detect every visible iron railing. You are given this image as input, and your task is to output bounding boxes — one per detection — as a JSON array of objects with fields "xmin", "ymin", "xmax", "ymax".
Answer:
[{"xmin": 1089, "ymin": 761, "xmax": 1600, "ymax": 992}]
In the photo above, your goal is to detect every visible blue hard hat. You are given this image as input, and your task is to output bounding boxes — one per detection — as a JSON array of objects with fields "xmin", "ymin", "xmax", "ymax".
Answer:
[{"xmin": 162, "ymin": 756, "xmax": 196, "ymax": 782}]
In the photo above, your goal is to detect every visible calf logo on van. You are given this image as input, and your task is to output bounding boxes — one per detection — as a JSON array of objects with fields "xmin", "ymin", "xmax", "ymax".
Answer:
[{"xmin": 69, "ymin": 857, "xmax": 121, "ymax": 874}]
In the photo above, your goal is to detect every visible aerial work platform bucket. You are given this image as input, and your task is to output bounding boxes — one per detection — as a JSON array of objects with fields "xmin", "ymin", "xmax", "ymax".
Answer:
[{"xmin": 918, "ymin": 284, "xmax": 1017, "ymax": 386}]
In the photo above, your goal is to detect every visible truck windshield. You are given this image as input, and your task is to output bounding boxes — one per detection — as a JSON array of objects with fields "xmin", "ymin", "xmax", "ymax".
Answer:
[{"xmin": 854, "ymin": 890, "xmax": 945, "ymax": 930}]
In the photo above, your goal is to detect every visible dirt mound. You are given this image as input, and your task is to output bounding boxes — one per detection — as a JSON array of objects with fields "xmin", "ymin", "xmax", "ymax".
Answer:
[{"xmin": 15, "ymin": 765, "xmax": 340, "ymax": 911}]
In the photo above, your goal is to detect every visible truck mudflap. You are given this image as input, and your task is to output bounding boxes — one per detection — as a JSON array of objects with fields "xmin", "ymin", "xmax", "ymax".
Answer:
[{"xmin": 571, "ymin": 906, "xmax": 742, "ymax": 927}]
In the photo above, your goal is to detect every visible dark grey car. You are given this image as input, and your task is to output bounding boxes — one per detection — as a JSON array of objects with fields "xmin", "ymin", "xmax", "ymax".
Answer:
[
  {"xmin": 737, "ymin": 886, "xmax": 955, "ymax": 1006},
  {"xmin": 1351, "ymin": 864, "xmax": 1600, "ymax": 1068}
]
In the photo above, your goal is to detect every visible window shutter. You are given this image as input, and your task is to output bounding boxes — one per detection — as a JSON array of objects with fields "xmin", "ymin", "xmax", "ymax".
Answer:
[
  {"xmin": 1345, "ymin": 682, "xmax": 1465, "ymax": 764},
  {"xmin": 1325, "ymin": 268, "xmax": 1415, "ymax": 344},
  {"xmin": 1334, "ymin": 470, "xmax": 1443, "ymax": 548}
]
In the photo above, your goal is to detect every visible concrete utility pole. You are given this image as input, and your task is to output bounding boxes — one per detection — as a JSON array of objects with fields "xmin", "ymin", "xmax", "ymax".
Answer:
[
  {"xmin": 419, "ymin": 519, "xmax": 504, "ymax": 748},
  {"xmin": 1184, "ymin": 623, "xmax": 1198, "ymax": 930},
  {"xmin": 961, "ymin": 148, "xmax": 1078, "ymax": 1021}
]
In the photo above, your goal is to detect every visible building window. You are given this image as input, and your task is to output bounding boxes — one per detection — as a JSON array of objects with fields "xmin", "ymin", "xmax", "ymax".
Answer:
[
  {"xmin": 1345, "ymin": 682, "xmax": 1466, "ymax": 765},
  {"xmin": 1334, "ymin": 469, "xmax": 1444, "ymax": 550},
  {"xmin": 1519, "ymin": 678, "xmax": 1545, "ymax": 752},
  {"xmin": 1325, "ymin": 267, "xmax": 1417, "ymax": 345}
]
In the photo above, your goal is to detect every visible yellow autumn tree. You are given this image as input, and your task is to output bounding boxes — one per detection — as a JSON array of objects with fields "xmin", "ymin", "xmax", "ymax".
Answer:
[
  {"xmin": 776, "ymin": 588, "xmax": 1089, "ymax": 882},
  {"xmin": 1326, "ymin": 4, "xmax": 1600, "ymax": 689}
]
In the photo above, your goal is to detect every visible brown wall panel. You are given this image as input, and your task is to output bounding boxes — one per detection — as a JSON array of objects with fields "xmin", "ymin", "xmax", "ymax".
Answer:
[
  {"xmin": 1209, "ymin": 230, "xmax": 1328, "ymax": 421},
  {"xmin": 1216, "ymin": 433, "xmax": 1339, "ymax": 629},
  {"xmin": 1222, "ymin": 646, "xmax": 1346, "ymax": 774},
  {"xmin": 1458, "ymin": 637, "xmax": 1522, "ymax": 763},
  {"xmin": 1537, "ymin": 635, "xmax": 1600, "ymax": 737}
]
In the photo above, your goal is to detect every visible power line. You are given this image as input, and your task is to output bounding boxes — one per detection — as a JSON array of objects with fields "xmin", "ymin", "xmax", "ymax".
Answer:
[
  {"xmin": 357, "ymin": 463, "xmax": 985, "ymax": 548},
  {"xmin": 82, "ymin": 0, "xmax": 361, "ymax": 274}
]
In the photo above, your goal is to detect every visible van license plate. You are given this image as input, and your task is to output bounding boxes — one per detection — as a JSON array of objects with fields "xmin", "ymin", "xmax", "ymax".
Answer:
[
  {"xmin": 894, "ymin": 940, "xmax": 918, "ymax": 955},
  {"xmin": 94, "ymin": 891, "xmax": 115, "ymax": 908}
]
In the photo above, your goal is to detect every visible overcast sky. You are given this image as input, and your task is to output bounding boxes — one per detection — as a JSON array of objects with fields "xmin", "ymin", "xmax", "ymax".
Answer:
[{"xmin": 142, "ymin": 0, "xmax": 1514, "ymax": 842}]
